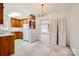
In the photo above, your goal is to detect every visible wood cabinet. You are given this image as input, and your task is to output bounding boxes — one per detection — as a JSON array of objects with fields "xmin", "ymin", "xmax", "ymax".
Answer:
[
  {"xmin": 11, "ymin": 18, "xmax": 28, "ymax": 27},
  {"xmin": 0, "ymin": 37, "xmax": 9, "ymax": 56},
  {"xmin": 9, "ymin": 36, "xmax": 15, "ymax": 54},
  {"xmin": 0, "ymin": 3, "xmax": 3, "ymax": 24},
  {"xmin": 19, "ymin": 19, "xmax": 27, "ymax": 27},
  {"xmin": 12, "ymin": 32, "xmax": 19, "ymax": 39},
  {"xmin": 29, "ymin": 15, "xmax": 36, "ymax": 29},
  {"xmin": 19, "ymin": 19, "xmax": 24, "ymax": 27},
  {"xmin": 12, "ymin": 32, "xmax": 23, "ymax": 39},
  {"xmin": 11, "ymin": 18, "xmax": 19, "ymax": 27},
  {"xmin": 19, "ymin": 32, "xmax": 23, "ymax": 39},
  {"xmin": 0, "ymin": 35, "xmax": 15, "ymax": 56}
]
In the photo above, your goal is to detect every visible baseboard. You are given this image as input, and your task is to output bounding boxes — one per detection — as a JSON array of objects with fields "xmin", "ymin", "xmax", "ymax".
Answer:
[{"xmin": 69, "ymin": 46, "xmax": 75, "ymax": 56}]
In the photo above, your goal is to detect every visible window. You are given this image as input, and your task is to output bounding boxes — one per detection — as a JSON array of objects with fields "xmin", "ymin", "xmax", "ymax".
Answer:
[
  {"xmin": 40, "ymin": 19, "xmax": 49, "ymax": 33},
  {"xmin": 41, "ymin": 24, "xmax": 49, "ymax": 32}
]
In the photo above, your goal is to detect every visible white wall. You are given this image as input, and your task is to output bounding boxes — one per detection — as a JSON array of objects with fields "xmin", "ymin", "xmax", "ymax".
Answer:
[
  {"xmin": 30, "ymin": 17, "xmax": 40, "ymax": 42},
  {"xmin": 4, "ymin": 3, "xmax": 71, "ymax": 43},
  {"xmin": 5, "ymin": 4, "xmax": 79, "ymax": 55},
  {"xmin": 69, "ymin": 4, "xmax": 79, "ymax": 55}
]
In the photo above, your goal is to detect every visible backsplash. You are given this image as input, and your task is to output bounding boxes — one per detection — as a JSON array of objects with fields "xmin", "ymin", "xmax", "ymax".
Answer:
[
  {"xmin": 0, "ymin": 29, "xmax": 11, "ymax": 34},
  {"xmin": 0, "ymin": 24, "xmax": 10, "ymax": 34}
]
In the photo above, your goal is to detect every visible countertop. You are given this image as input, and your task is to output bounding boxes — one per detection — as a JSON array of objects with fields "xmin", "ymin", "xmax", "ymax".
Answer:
[{"xmin": 0, "ymin": 34, "xmax": 14, "ymax": 37}]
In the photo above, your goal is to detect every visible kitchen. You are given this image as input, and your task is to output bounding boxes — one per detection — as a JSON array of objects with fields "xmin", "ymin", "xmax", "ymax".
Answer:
[
  {"xmin": 0, "ymin": 3, "xmax": 77, "ymax": 56},
  {"xmin": 0, "ymin": 3, "xmax": 37, "ymax": 56}
]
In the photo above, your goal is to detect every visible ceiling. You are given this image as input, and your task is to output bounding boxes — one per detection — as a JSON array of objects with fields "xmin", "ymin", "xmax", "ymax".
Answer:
[{"xmin": 4, "ymin": 3, "xmax": 72, "ymax": 18}]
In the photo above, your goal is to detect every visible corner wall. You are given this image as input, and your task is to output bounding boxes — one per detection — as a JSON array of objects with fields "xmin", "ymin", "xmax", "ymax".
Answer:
[{"xmin": 69, "ymin": 4, "xmax": 79, "ymax": 55}]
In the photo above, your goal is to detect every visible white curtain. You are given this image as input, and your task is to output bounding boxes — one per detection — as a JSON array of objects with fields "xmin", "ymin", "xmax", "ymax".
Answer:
[
  {"xmin": 51, "ymin": 17, "xmax": 66, "ymax": 46},
  {"xmin": 50, "ymin": 18, "xmax": 57, "ymax": 45},
  {"xmin": 58, "ymin": 18, "xmax": 66, "ymax": 46}
]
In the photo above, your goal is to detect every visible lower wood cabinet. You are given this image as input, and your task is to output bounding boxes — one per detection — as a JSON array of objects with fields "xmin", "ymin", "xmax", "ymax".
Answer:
[
  {"xmin": 19, "ymin": 32, "xmax": 23, "ymax": 39},
  {"xmin": 0, "ymin": 35, "xmax": 15, "ymax": 56},
  {"xmin": 12, "ymin": 32, "xmax": 19, "ymax": 39},
  {"xmin": 12, "ymin": 32, "xmax": 23, "ymax": 39}
]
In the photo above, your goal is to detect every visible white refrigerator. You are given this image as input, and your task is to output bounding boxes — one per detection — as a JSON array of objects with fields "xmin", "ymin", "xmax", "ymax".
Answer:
[{"xmin": 23, "ymin": 24, "xmax": 31, "ymax": 42}]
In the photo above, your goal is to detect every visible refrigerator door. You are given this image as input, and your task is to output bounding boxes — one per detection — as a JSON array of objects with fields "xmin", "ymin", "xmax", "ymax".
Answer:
[{"xmin": 23, "ymin": 24, "xmax": 30, "ymax": 42}]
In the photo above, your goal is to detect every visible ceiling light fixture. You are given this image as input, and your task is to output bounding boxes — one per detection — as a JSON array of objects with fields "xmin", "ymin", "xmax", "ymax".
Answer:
[{"xmin": 37, "ymin": 4, "xmax": 47, "ymax": 17}]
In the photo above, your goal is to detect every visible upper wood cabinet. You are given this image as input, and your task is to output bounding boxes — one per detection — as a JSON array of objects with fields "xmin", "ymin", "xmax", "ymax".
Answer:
[
  {"xmin": 11, "ymin": 18, "xmax": 19, "ymax": 27},
  {"xmin": 29, "ymin": 15, "xmax": 36, "ymax": 29},
  {"xmin": 0, "ymin": 3, "xmax": 3, "ymax": 24},
  {"xmin": 19, "ymin": 19, "xmax": 24, "ymax": 27},
  {"xmin": 19, "ymin": 19, "xmax": 28, "ymax": 27},
  {"xmin": 11, "ymin": 18, "xmax": 28, "ymax": 27}
]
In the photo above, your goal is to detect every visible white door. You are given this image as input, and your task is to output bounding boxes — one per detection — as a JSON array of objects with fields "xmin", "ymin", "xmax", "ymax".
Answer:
[
  {"xmin": 40, "ymin": 19, "xmax": 50, "ymax": 45},
  {"xmin": 58, "ymin": 18, "xmax": 66, "ymax": 46}
]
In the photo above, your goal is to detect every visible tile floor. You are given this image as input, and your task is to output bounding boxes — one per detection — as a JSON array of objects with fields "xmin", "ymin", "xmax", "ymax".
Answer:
[{"xmin": 12, "ymin": 39, "xmax": 73, "ymax": 56}]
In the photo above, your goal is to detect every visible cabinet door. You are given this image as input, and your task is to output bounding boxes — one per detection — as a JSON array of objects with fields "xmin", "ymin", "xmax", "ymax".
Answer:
[
  {"xmin": 4, "ymin": 37, "xmax": 10, "ymax": 56},
  {"xmin": 11, "ymin": 18, "xmax": 19, "ymax": 27},
  {"xmin": 0, "ymin": 36, "xmax": 14, "ymax": 56},
  {"xmin": 12, "ymin": 32, "xmax": 23, "ymax": 39},
  {"xmin": 0, "ymin": 37, "xmax": 4, "ymax": 56},
  {"xmin": 0, "ymin": 37, "xmax": 10, "ymax": 56},
  {"xmin": 12, "ymin": 32, "xmax": 19, "ymax": 39},
  {"xmin": 19, "ymin": 19, "xmax": 27, "ymax": 27},
  {"xmin": 16, "ymin": 20, "xmax": 20, "ymax": 27},
  {"xmin": 19, "ymin": 32, "xmax": 23, "ymax": 39},
  {"xmin": 9, "ymin": 36, "xmax": 14, "ymax": 55},
  {"xmin": 11, "ymin": 19, "xmax": 16, "ymax": 27},
  {"xmin": 19, "ymin": 20, "xmax": 24, "ymax": 27},
  {"xmin": 0, "ymin": 3, "xmax": 3, "ymax": 24}
]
